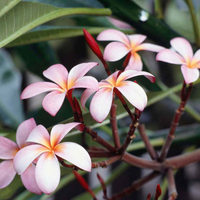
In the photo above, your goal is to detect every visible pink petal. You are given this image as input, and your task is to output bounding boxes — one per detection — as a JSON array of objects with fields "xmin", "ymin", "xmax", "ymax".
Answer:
[
  {"xmin": 105, "ymin": 71, "xmax": 119, "ymax": 86},
  {"xmin": 191, "ymin": 49, "xmax": 200, "ymax": 68},
  {"xmin": 136, "ymin": 43, "xmax": 165, "ymax": 52},
  {"xmin": 42, "ymin": 91, "xmax": 66, "ymax": 116},
  {"xmin": 97, "ymin": 29, "xmax": 130, "ymax": 45},
  {"xmin": 16, "ymin": 118, "xmax": 37, "ymax": 148},
  {"xmin": 170, "ymin": 37, "xmax": 193, "ymax": 62},
  {"xmin": 117, "ymin": 81, "xmax": 147, "ymax": 111},
  {"xmin": 156, "ymin": 49, "xmax": 184, "ymax": 64},
  {"xmin": 21, "ymin": 82, "xmax": 61, "ymax": 99},
  {"xmin": 55, "ymin": 142, "xmax": 91, "ymax": 172},
  {"xmin": 72, "ymin": 76, "xmax": 99, "ymax": 91},
  {"xmin": 68, "ymin": 62, "xmax": 98, "ymax": 86},
  {"xmin": 126, "ymin": 53, "xmax": 143, "ymax": 71},
  {"xmin": 0, "ymin": 160, "xmax": 16, "ymax": 189},
  {"xmin": 14, "ymin": 144, "xmax": 49, "ymax": 174},
  {"xmin": 21, "ymin": 164, "xmax": 42, "ymax": 194},
  {"xmin": 81, "ymin": 88, "xmax": 96, "ymax": 110},
  {"xmin": 108, "ymin": 17, "xmax": 133, "ymax": 30},
  {"xmin": 27, "ymin": 125, "xmax": 51, "ymax": 149},
  {"xmin": 50, "ymin": 123, "xmax": 82, "ymax": 148},
  {"xmin": 103, "ymin": 42, "xmax": 131, "ymax": 61},
  {"xmin": 90, "ymin": 88, "xmax": 113, "ymax": 122},
  {"xmin": 117, "ymin": 70, "xmax": 155, "ymax": 83},
  {"xmin": 35, "ymin": 152, "xmax": 60, "ymax": 195},
  {"xmin": 43, "ymin": 64, "xmax": 68, "ymax": 89},
  {"xmin": 181, "ymin": 65, "xmax": 199, "ymax": 84},
  {"xmin": 128, "ymin": 34, "xmax": 147, "ymax": 47},
  {"xmin": 0, "ymin": 136, "xmax": 19, "ymax": 159}
]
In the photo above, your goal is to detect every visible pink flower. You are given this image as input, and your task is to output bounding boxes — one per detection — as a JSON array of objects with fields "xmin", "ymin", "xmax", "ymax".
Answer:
[
  {"xmin": 0, "ymin": 118, "xmax": 42, "ymax": 194},
  {"xmin": 97, "ymin": 29, "xmax": 164, "ymax": 71},
  {"xmin": 156, "ymin": 37, "xmax": 200, "ymax": 84},
  {"xmin": 13, "ymin": 122, "xmax": 91, "ymax": 195},
  {"xmin": 21, "ymin": 62, "xmax": 99, "ymax": 116},
  {"xmin": 81, "ymin": 70, "xmax": 155, "ymax": 122}
]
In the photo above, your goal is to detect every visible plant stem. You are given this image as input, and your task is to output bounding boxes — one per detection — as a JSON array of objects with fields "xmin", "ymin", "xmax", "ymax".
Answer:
[
  {"xmin": 154, "ymin": 0, "xmax": 163, "ymax": 19},
  {"xmin": 138, "ymin": 124, "xmax": 159, "ymax": 160},
  {"xmin": 185, "ymin": 0, "xmax": 200, "ymax": 47},
  {"xmin": 167, "ymin": 169, "xmax": 178, "ymax": 199}
]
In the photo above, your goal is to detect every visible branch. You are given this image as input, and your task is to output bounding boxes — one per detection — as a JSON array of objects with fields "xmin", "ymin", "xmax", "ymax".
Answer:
[{"xmin": 167, "ymin": 168, "xmax": 178, "ymax": 200}]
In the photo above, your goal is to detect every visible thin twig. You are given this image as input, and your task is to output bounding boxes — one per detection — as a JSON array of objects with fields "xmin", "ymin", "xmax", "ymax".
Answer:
[
  {"xmin": 167, "ymin": 168, "xmax": 178, "ymax": 200},
  {"xmin": 138, "ymin": 124, "xmax": 159, "ymax": 160}
]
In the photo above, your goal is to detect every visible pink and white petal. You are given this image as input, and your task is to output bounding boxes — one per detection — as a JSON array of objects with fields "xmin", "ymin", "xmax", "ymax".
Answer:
[
  {"xmin": 191, "ymin": 49, "xmax": 200, "ymax": 68},
  {"xmin": 50, "ymin": 123, "xmax": 82, "ymax": 148},
  {"xmin": 55, "ymin": 142, "xmax": 91, "ymax": 172},
  {"xmin": 104, "ymin": 42, "xmax": 131, "ymax": 62},
  {"xmin": 117, "ymin": 70, "xmax": 155, "ymax": 84},
  {"xmin": 14, "ymin": 144, "xmax": 49, "ymax": 175},
  {"xmin": 42, "ymin": 91, "xmax": 66, "ymax": 116},
  {"xmin": 21, "ymin": 164, "xmax": 42, "ymax": 194},
  {"xmin": 27, "ymin": 125, "xmax": 51, "ymax": 149},
  {"xmin": 106, "ymin": 71, "xmax": 120, "ymax": 86},
  {"xmin": 97, "ymin": 29, "xmax": 130, "ymax": 45},
  {"xmin": 108, "ymin": 17, "xmax": 133, "ymax": 30},
  {"xmin": 81, "ymin": 88, "xmax": 96, "ymax": 110},
  {"xmin": 128, "ymin": 34, "xmax": 147, "ymax": 47},
  {"xmin": 90, "ymin": 88, "xmax": 113, "ymax": 123},
  {"xmin": 170, "ymin": 37, "xmax": 193, "ymax": 62},
  {"xmin": 35, "ymin": 152, "xmax": 60, "ymax": 195},
  {"xmin": 181, "ymin": 65, "xmax": 199, "ymax": 84},
  {"xmin": 0, "ymin": 136, "xmax": 19, "ymax": 159},
  {"xmin": 68, "ymin": 62, "xmax": 98, "ymax": 86},
  {"xmin": 16, "ymin": 118, "xmax": 37, "ymax": 148},
  {"xmin": 136, "ymin": 43, "xmax": 165, "ymax": 52},
  {"xmin": 156, "ymin": 49, "xmax": 184, "ymax": 64},
  {"xmin": 117, "ymin": 81, "xmax": 147, "ymax": 111},
  {"xmin": 126, "ymin": 53, "xmax": 143, "ymax": 71},
  {"xmin": 43, "ymin": 64, "xmax": 68, "ymax": 89},
  {"xmin": 21, "ymin": 82, "xmax": 61, "ymax": 99},
  {"xmin": 71, "ymin": 76, "xmax": 99, "ymax": 91},
  {"xmin": 0, "ymin": 160, "xmax": 16, "ymax": 189}
]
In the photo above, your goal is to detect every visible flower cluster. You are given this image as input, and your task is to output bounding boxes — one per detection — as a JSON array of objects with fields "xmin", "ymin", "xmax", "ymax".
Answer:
[{"xmin": 0, "ymin": 28, "xmax": 199, "ymax": 196}]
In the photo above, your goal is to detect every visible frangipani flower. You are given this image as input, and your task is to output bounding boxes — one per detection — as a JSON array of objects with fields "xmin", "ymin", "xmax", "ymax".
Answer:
[
  {"xmin": 97, "ymin": 29, "xmax": 164, "ymax": 71},
  {"xmin": 156, "ymin": 37, "xmax": 200, "ymax": 84},
  {"xmin": 14, "ymin": 122, "xmax": 91, "ymax": 195},
  {"xmin": 81, "ymin": 70, "xmax": 155, "ymax": 122},
  {"xmin": 0, "ymin": 118, "xmax": 42, "ymax": 194},
  {"xmin": 21, "ymin": 62, "xmax": 99, "ymax": 116}
]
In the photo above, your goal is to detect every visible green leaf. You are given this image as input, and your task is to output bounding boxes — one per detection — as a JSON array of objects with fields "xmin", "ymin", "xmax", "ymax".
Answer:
[
  {"xmin": 98, "ymin": 0, "xmax": 180, "ymax": 47},
  {"xmin": 0, "ymin": 49, "xmax": 25, "ymax": 128},
  {"xmin": 0, "ymin": 0, "xmax": 21, "ymax": 18},
  {"xmin": 0, "ymin": 2, "xmax": 111, "ymax": 48},
  {"xmin": 7, "ymin": 26, "xmax": 110, "ymax": 47}
]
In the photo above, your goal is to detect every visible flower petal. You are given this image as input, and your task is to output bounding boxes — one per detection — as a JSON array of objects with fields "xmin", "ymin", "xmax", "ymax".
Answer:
[
  {"xmin": 42, "ymin": 91, "xmax": 66, "ymax": 116},
  {"xmin": 103, "ymin": 42, "xmax": 131, "ymax": 61},
  {"xmin": 72, "ymin": 76, "xmax": 99, "ymax": 91},
  {"xmin": 191, "ymin": 49, "xmax": 200, "ymax": 68},
  {"xmin": 68, "ymin": 62, "xmax": 98, "ymax": 87},
  {"xmin": 97, "ymin": 29, "xmax": 130, "ymax": 45},
  {"xmin": 136, "ymin": 43, "xmax": 165, "ymax": 52},
  {"xmin": 117, "ymin": 69, "xmax": 155, "ymax": 83},
  {"xmin": 35, "ymin": 152, "xmax": 60, "ymax": 195},
  {"xmin": 21, "ymin": 82, "xmax": 61, "ymax": 99},
  {"xmin": 117, "ymin": 81, "xmax": 147, "ymax": 111},
  {"xmin": 126, "ymin": 53, "xmax": 143, "ymax": 71},
  {"xmin": 55, "ymin": 142, "xmax": 91, "ymax": 172},
  {"xmin": 81, "ymin": 88, "xmax": 96, "ymax": 110},
  {"xmin": 181, "ymin": 65, "xmax": 199, "ymax": 84},
  {"xmin": 170, "ymin": 37, "xmax": 193, "ymax": 62},
  {"xmin": 27, "ymin": 125, "xmax": 51, "ymax": 148},
  {"xmin": 14, "ymin": 144, "xmax": 49, "ymax": 175},
  {"xmin": 156, "ymin": 49, "xmax": 184, "ymax": 64},
  {"xmin": 90, "ymin": 88, "xmax": 113, "ymax": 122},
  {"xmin": 128, "ymin": 34, "xmax": 147, "ymax": 47},
  {"xmin": 16, "ymin": 118, "xmax": 37, "ymax": 148},
  {"xmin": 21, "ymin": 164, "xmax": 42, "ymax": 194},
  {"xmin": 50, "ymin": 123, "xmax": 82, "ymax": 147},
  {"xmin": 0, "ymin": 160, "xmax": 16, "ymax": 189},
  {"xmin": 0, "ymin": 136, "xmax": 19, "ymax": 159}
]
